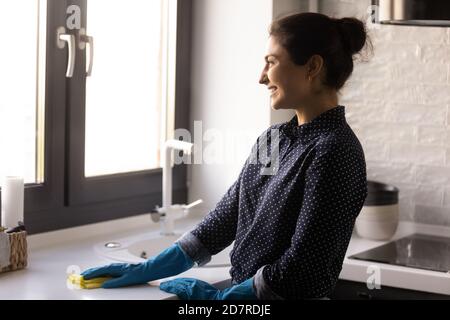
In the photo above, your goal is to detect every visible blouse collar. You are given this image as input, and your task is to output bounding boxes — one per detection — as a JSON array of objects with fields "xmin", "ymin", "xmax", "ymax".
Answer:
[{"xmin": 281, "ymin": 105, "xmax": 347, "ymax": 142}]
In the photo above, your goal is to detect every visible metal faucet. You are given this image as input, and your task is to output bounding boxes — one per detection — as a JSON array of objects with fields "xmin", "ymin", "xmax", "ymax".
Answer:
[{"xmin": 150, "ymin": 139, "xmax": 203, "ymax": 235}]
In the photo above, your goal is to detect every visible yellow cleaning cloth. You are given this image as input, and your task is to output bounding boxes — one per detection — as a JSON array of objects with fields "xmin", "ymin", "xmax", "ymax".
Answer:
[{"xmin": 67, "ymin": 274, "xmax": 112, "ymax": 289}]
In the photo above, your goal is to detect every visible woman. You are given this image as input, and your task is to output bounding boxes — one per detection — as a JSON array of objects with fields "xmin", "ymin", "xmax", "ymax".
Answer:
[{"xmin": 81, "ymin": 12, "xmax": 369, "ymax": 300}]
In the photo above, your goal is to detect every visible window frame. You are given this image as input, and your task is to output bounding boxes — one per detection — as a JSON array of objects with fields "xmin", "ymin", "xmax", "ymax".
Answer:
[
  {"xmin": 24, "ymin": 0, "xmax": 67, "ymax": 214},
  {"xmin": 0, "ymin": 0, "xmax": 192, "ymax": 234}
]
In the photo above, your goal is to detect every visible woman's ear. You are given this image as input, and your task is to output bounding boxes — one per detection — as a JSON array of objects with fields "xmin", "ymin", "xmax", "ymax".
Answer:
[{"xmin": 306, "ymin": 55, "xmax": 324, "ymax": 80}]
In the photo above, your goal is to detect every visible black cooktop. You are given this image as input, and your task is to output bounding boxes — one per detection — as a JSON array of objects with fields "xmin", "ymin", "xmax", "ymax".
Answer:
[{"xmin": 348, "ymin": 234, "xmax": 450, "ymax": 273}]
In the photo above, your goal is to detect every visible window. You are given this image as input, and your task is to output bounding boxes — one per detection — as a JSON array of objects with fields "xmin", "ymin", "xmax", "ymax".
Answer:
[
  {"xmin": 0, "ymin": 0, "xmax": 44, "ymax": 185},
  {"xmin": 0, "ymin": 0, "xmax": 192, "ymax": 234},
  {"xmin": 85, "ymin": 0, "xmax": 165, "ymax": 177}
]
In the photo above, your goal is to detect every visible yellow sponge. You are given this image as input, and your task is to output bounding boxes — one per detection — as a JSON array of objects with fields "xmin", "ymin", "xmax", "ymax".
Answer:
[{"xmin": 67, "ymin": 274, "xmax": 112, "ymax": 289}]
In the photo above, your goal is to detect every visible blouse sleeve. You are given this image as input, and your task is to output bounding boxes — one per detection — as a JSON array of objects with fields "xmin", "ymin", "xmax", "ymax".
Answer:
[{"xmin": 176, "ymin": 129, "xmax": 267, "ymax": 266}]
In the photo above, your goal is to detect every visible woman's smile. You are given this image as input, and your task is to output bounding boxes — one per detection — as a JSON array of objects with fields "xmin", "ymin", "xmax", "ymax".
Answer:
[{"xmin": 269, "ymin": 86, "xmax": 278, "ymax": 96}]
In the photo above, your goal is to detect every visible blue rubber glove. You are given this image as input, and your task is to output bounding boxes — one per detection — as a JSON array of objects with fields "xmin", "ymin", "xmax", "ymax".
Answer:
[
  {"xmin": 159, "ymin": 277, "xmax": 257, "ymax": 300},
  {"xmin": 81, "ymin": 243, "xmax": 194, "ymax": 288}
]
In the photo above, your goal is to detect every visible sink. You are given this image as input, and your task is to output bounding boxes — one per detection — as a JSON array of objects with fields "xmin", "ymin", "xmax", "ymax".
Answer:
[{"xmin": 94, "ymin": 230, "xmax": 232, "ymax": 268}]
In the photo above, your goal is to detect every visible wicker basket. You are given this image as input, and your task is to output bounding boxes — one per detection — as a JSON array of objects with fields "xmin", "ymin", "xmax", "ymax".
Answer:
[{"xmin": 0, "ymin": 231, "xmax": 27, "ymax": 273}]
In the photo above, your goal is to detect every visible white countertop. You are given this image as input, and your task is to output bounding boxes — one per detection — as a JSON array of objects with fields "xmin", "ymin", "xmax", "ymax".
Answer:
[
  {"xmin": 0, "ymin": 214, "xmax": 232, "ymax": 300},
  {"xmin": 0, "ymin": 214, "xmax": 449, "ymax": 299}
]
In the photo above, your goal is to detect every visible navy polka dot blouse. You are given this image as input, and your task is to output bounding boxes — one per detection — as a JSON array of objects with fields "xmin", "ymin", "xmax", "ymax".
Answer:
[{"xmin": 177, "ymin": 105, "xmax": 368, "ymax": 299}]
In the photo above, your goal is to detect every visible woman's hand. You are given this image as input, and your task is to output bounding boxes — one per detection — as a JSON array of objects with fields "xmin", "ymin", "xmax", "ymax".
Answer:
[
  {"xmin": 80, "ymin": 243, "xmax": 195, "ymax": 289},
  {"xmin": 159, "ymin": 277, "xmax": 257, "ymax": 300},
  {"xmin": 81, "ymin": 262, "xmax": 150, "ymax": 288}
]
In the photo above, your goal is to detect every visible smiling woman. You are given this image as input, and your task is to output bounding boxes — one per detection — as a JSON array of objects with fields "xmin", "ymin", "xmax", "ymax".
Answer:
[
  {"xmin": 78, "ymin": 12, "xmax": 371, "ymax": 300},
  {"xmin": 174, "ymin": 12, "xmax": 371, "ymax": 300}
]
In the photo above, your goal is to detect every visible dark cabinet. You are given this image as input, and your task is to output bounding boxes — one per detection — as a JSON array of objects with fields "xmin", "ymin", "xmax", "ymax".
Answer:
[{"xmin": 330, "ymin": 280, "xmax": 450, "ymax": 300}]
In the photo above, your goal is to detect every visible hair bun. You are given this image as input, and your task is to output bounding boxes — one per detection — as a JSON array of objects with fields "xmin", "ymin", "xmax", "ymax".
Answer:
[{"xmin": 335, "ymin": 17, "xmax": 367, "ymax": 55}]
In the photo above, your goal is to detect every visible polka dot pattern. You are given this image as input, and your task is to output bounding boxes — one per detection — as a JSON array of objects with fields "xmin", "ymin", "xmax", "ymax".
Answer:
[{"xmin": 190, "ymin": 106, "xmax": 368, "ymax": 299}]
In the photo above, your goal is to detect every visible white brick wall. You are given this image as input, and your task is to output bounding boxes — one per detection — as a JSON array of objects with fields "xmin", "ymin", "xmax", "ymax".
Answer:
[{"xmin": 341, "ymin": 24, "xmax": 450, "ymax": 226}]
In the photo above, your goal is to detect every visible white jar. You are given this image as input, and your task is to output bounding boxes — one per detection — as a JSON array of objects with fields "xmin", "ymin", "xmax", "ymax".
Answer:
[
  {"xmin": 355, "ymin": 204, "xmax": 399, "ymax": 241},
  {"xmin": 355, "ymin": 181, "xmax": 399, "ymax": 241}
]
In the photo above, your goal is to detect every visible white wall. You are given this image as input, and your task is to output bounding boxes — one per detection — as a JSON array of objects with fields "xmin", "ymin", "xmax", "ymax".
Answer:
[{"xmin": 187, "ymin": 0, "xmax": 273, "ymax": 213}]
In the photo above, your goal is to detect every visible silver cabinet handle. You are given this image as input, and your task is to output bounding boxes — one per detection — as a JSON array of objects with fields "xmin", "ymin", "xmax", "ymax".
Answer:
[
  {"xmin": 56, "ymin": 27, "xmax": 76, "ymax": 78},
  {"xmin": 79, "ymin": 28, "xmax": 94, "ymax": 77}
]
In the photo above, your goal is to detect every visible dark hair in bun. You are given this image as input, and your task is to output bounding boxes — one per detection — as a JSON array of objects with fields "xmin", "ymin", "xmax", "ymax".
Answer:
[
  {"xmin": 270, "ymin": 12, "xmax": 371, "ymax": 90},
  {"xmin": 335, "ymin": 17, "xmax": 367, "ymax": 55}
]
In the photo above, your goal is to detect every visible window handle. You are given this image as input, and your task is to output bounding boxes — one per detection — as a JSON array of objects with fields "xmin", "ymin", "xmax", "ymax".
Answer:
[
  {"xmin": 79, "ymin": 28, "xmax": 94, "ymax": 77},
  {"xmin": 56, "ymin": 27, "xmax": 76, "ymax": 78}
]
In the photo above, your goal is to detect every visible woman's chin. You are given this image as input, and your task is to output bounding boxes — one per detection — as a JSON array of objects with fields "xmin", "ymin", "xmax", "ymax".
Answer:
[
  {"xmin": 270, "ymin": 99, "xmax": 281, "ymax": 109},
  {"xmin": 271, "ymin": 101, "xmax": 287, "ymax": 110}
]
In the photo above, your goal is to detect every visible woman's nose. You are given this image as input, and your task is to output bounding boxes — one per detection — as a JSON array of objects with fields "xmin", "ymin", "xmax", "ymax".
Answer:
[{"xmin": 259, "ymin": 70, "xmax": 268, "ymax": 85}]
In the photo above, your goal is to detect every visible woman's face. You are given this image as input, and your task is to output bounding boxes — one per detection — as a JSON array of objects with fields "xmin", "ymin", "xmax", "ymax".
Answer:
[{"xmin": 259, "ymin": 36, "xmax": 310, "ymax": 110}]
